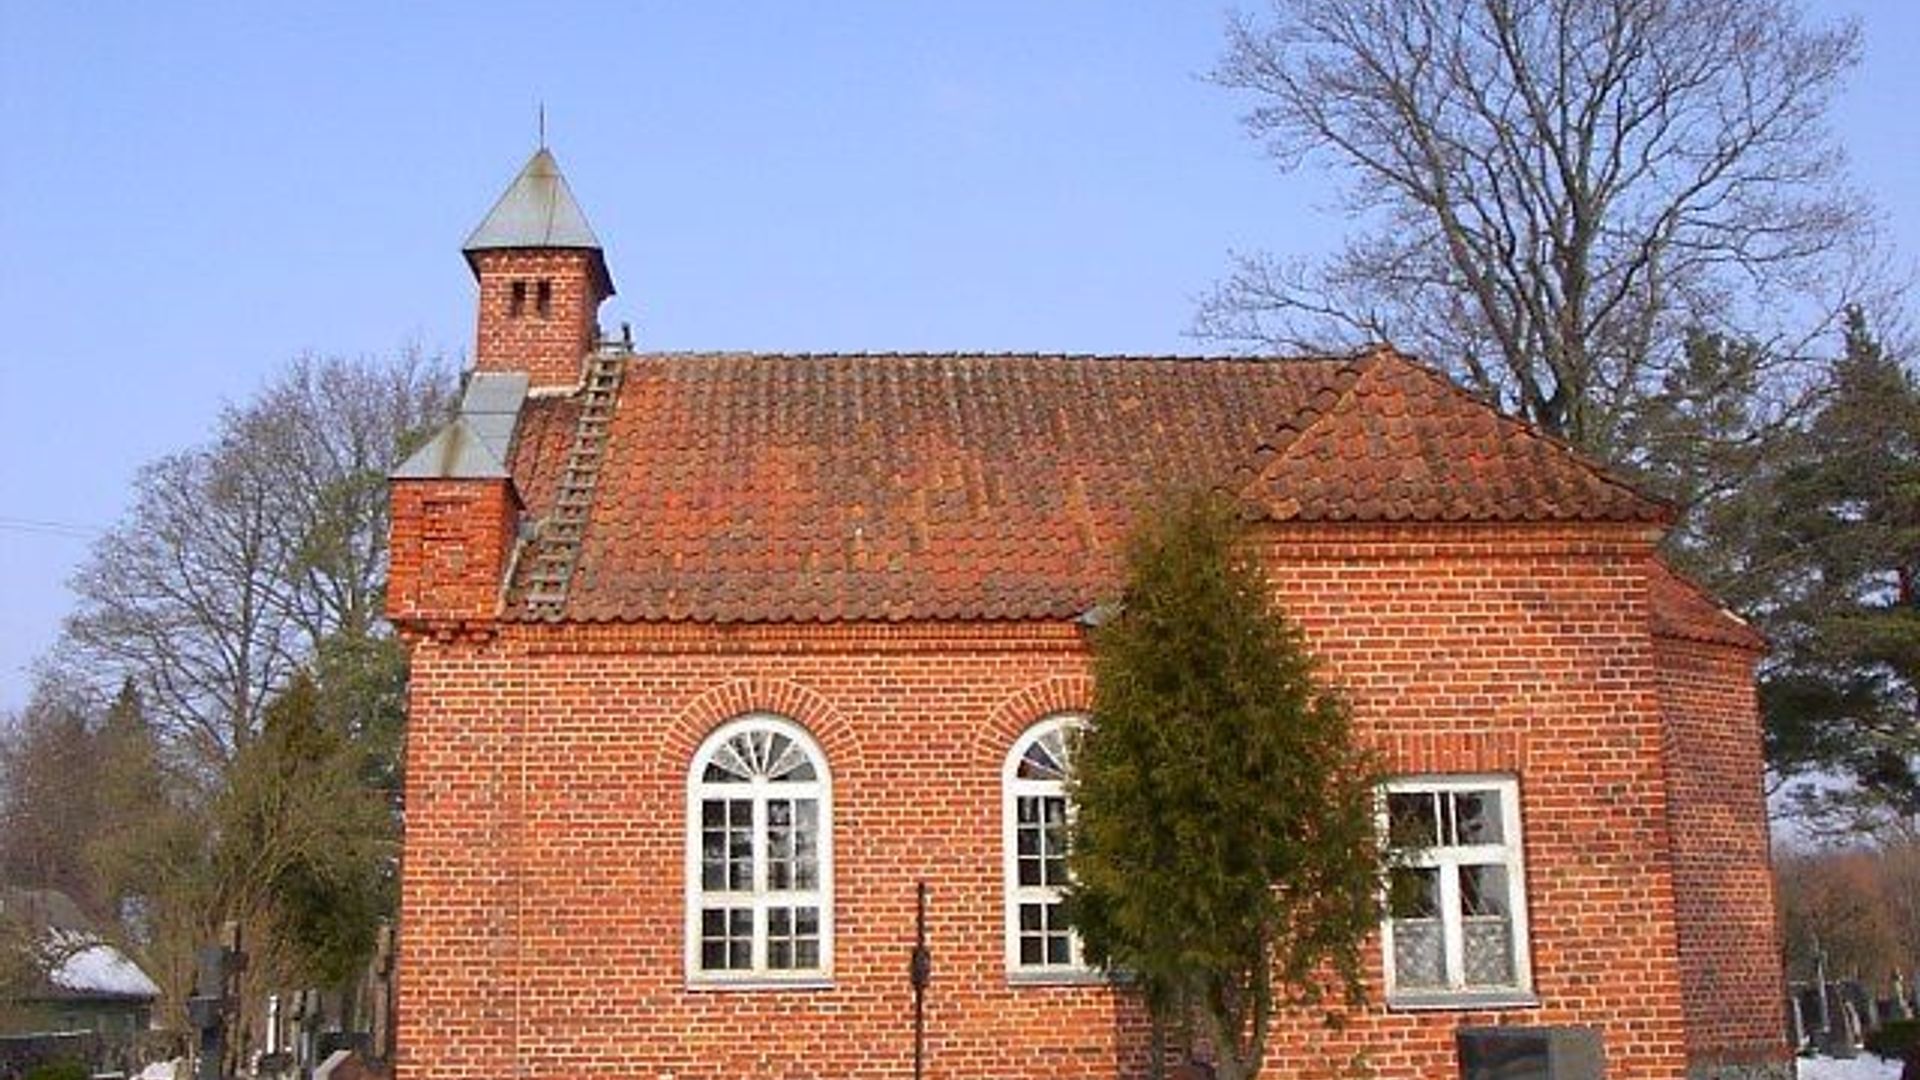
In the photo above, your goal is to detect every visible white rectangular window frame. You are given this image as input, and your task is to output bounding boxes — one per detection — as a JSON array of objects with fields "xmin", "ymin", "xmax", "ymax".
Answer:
[{"xmin": 1379, "ymin": 774, "xmax": 1536, "ymax": 1010}]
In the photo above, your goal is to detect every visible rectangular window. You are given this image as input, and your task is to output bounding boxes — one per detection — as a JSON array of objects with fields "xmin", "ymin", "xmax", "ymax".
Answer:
[{"xmin": 1381, "ymin": 775, "xmax": 1533, "ymax": 1007}]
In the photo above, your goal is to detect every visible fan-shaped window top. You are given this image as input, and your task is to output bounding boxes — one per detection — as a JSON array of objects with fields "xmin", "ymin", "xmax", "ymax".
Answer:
[
  {"xmin": 701, "ymin": 728, "xmax": 818, "ymax": 784},
  {"xmin": 1014, "ymin": 725, "xmax": 1073, "ymax": 782}
]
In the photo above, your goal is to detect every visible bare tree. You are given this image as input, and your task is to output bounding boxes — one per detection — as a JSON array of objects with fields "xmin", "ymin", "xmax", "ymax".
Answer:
[
  {"xmin": 62, "ymin": 352, "xmax": 452, "ymax": 770},
  {"xmin": 239, "ymin": 351, "xmax": 455, "ymax": 641},
  {"xmin": 0, "ymin": 676, "xmax": 107, "ymax": 904},
  {"xmin": 1200, "ymin": 0, "xmax": 1867, "ymax": 450}
]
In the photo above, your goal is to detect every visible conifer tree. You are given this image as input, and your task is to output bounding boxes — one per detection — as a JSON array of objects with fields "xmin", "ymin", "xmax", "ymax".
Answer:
[
  {"xmin": 1067, "ymin": 493, "xmax": 1384, "ymax": 1080},
  {"xmin": 1759, "ymin": 308, "xmax": 1920, "ymax": 835}
]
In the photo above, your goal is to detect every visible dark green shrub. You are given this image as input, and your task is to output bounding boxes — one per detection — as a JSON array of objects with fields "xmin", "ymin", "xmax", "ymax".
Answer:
[
  {"xmin": 23, "ymin": 1061, "xmax": 89, "ymax": 1080},
  {"xmin": 1865, "ymin": 1018, "xmax": 1920, "ymax": 1062}
]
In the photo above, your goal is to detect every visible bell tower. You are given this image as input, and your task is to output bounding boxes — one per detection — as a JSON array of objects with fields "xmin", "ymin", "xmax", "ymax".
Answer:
[{"xmin": 463, "ymin": 149, "xmax": 615, "ymax": 389}]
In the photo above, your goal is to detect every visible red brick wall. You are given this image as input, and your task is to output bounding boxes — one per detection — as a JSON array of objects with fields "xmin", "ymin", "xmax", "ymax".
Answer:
[
  {"xmin": 387, "ymin": 478, "xmax": 517, "ymax": 628},
  {"xmin": 470, "ymin": 249, "xmax": 607, "ymax": 388},
  {"xmin": 395, "ymin": 522, "xmax": 1725, "ymax": 1078},
  {"xmin": 1657, "ymin": 635, "xmax": 1790, "ymax": 1075}
]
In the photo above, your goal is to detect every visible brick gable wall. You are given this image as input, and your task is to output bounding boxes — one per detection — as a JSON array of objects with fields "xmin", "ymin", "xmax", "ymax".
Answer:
[
  {"xmin": 1657, "ymin": 637, "xmax": 1791, "ymax": 1079},
  {"xmin": 391, "ymin": 521, "xmax": 1776, "ymax": 1079}
]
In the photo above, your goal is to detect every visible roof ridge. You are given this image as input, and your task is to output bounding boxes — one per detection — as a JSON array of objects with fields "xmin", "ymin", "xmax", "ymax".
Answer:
[
  {"xmin": 1368, "ymin": 352, "xmax": 1674, "ymax": 525},
  {"xmin": 625, "ymin": 350, "xmax": 1361, "ymax": 364},
  {"xmin": 1224, "ymin": 357, "xmax": 1373, "ymax": 504}
]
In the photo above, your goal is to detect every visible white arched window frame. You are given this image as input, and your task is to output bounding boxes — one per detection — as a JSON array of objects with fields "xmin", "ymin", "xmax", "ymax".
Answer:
[
  {"xmin": 1003, "ymin": 713, "xmax": 1094, "ymax": 980},
  {"xmin": 684, "ymin": 714, "xmax": 833, "ymax": 987}
]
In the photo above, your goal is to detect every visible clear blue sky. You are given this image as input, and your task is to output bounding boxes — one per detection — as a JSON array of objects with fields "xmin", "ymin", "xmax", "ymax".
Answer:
[{"xmin": 1, "ymin": 2, "xmax": 1915, "ymax": 713}]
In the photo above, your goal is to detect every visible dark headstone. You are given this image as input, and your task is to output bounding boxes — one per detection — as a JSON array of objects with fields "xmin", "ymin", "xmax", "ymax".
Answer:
[{"xmin": 1457, "ymin": 1026, "xmax": 1604, "ymax": 1080}]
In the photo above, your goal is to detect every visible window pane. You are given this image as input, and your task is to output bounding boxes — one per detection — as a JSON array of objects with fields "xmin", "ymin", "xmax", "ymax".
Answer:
[
  {"xmin": 796, "ymin": 940, "xmax": 819, "ymax": 969},
  {"xmin": 1017, "ymin": 797, "xmax": 1040, "ymax": 826},
  {"xmin": 1040, "ymin": 796, "xmax": 1069, "ymax": 885},
  {"xmin": 1017, "ymin": 822, "xmax": 1041, "ymax": 856},
  {"xmin": 767, "ymin": 907, "xmax": 797, "ymax": 971},
  {"xmin": 1463, "ymin": 917, "xmax": 1515, "ymax": 986},
  {"xmin": 699, "ymin": 907, "xmax": 753, "ymax": 972},
  {"xmin": 794, "ymin": 800, "xmax": 819, "ymax": 890},
  {"xmin": 1460, "ymin": 864, "xmax": 1510, "ymax": 917},
  {"xmin": 1387, "ymin": 791, "xmax": 1439, "ymax": 848},
  {"xmin": 1019, "ymin": 903, "xmax": 1043, "ymax": 932},
  {"xmin": 767, "ymin": 800, "xmax": 794, "ymax": 890},
  {"xmin": 1046, "ymin": 932, "xmax": 1072, "ymax": 966},
  {"xmin": 728, "ymin": 812, "xmax": 752, "ymax": 891},
  {"xmin": 1020, "ymin": 936, "xmax": 1044, "ymax": 965},
  {"xmin": 1018, "ymin": 731, "xmax": 1069, "ymax": 781},
  {"xmin": 1452, "ymin": 790, "xmax": 1505, "ymax": 846},
  {"xmin": 1392, "ymin": 918, "xmax": 1445, "ymax": 989},
  {"xmin": 1461, "ymin": 864, "xmax": 1515, "ymax": 986},
  {"xmin": 1389, "ymin": 866, "xmax": 1440, "ymax": 919},
  {"xmin": 1018, "ymin": 856, "xmax": 1042, "ymax": 887}
]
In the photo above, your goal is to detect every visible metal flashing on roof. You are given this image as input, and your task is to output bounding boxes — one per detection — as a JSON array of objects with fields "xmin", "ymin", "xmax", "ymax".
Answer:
[
  {"xmin": 463, "ymin": 148, "xmax": 603, "ymax": 253},
  {"xmin": 391, "ymin": 372, "xmax": 530, "ymax": 480}
]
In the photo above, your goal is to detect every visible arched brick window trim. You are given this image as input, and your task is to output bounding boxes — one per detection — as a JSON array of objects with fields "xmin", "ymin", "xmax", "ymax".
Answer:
[
  {"xmin": 973, "ymin": 673, "xmax": 1094, "ymax": 768},
  {"xmin": 664, "ymin": 678, "xmax": 855, "ymax": 771}
]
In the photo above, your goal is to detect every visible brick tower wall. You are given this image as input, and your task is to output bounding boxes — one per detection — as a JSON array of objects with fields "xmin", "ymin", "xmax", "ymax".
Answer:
[{"xmin": 470, "ymin": 248, "xmax": 607, "ymax": 389}]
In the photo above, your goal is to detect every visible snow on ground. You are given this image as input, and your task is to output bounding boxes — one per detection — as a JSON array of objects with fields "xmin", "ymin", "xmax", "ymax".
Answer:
[
  {"xmin": 135, "ymin": 1062, "xmax": 182, "ymax": 1080},
  {"xmin": 1799, "ymin": 1054, "xmax": 1906, "ymax": 1079}
]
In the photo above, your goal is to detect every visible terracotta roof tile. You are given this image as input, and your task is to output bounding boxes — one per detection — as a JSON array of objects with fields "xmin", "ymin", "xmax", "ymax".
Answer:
[
  {"xmin": 1236, "ymin": 353, "xmax": 1671, "ymax": 524},
  {"xmin": 501, "ymin": 350, "xmax": 1670, "ymax": 623},
  {"xmin": 1649, "ymin": 559, "xmax": 1766, "ymax": 652}
]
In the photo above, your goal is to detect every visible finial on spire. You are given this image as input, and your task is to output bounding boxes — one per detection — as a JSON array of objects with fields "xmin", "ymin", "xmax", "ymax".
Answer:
[{"xmin": 537, "ymin": 101, "xmax": 547, "ymax": 149}]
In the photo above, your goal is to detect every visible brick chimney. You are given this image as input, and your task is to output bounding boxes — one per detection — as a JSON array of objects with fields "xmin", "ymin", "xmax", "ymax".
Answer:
[
  {"xmin": 387, "ymin": 372, "xmax": 530, "ymax": 632},
  {"xmin": 463, "ymin": 149, "xmax": 615, "ymax": 390}
]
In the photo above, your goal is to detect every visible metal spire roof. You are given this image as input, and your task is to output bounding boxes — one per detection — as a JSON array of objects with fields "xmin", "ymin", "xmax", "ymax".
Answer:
[{"xmin": 463, "ymin": 149, "xmax": 603, "ymax": 252}]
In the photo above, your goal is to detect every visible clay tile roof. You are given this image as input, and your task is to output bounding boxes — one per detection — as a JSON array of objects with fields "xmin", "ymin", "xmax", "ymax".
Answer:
[
  {"xmin": 501, "ymin": 350, "xmax": 1671, "ymax": 623},
  {"xmin": 1236, "ymin": 351, "xmax": 1671, "ymax": 524},
  {"xmin": 1649, "ymin": 558, "xmax": 1766, "ymax": 652}
]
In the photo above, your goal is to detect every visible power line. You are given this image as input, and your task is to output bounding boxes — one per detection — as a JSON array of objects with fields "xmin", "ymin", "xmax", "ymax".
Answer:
[{"xmin": 0, "ymin": 516, "xmax": 102, "ymax": 540}]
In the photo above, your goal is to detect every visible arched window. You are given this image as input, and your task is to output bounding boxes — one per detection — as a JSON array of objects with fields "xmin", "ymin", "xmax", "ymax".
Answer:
[
  {"xmin": 685, "ymin": 715, "xmax": 832, "ymax": 984},
  {"xmin": 1003, "ymin": 714, "xmax": 1090, "ymax": 977}
]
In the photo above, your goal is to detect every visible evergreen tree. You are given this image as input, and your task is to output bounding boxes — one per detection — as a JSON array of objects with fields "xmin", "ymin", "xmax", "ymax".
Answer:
[
  {"xmin": 1758, "ymin": 308, "xmax": 1920, "ymax": 835},
  {"xmin": 214, "ymin": 669, "xmax": 394, "ymax": 990},
  {"xmin": 1067, "ymin": 493, "xmax": 1384, "ymax": 1080}
]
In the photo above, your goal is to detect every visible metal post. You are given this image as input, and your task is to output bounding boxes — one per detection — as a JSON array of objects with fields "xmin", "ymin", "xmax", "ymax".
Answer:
[{"xmin": 910, "ymin": 881, "xmax": 931, "ymax": 1080}]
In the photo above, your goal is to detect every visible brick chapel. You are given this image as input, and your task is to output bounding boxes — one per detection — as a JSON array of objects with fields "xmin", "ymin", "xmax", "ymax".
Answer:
[{"xmin": 386, "ymin": 149, "xmax": 1790, "ymax": 1079}]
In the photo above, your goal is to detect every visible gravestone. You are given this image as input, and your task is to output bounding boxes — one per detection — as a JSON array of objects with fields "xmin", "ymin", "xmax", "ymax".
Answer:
[{"xmin": 1457, "ymin": 1026, "xmax": 1604, "ymax": 1079}]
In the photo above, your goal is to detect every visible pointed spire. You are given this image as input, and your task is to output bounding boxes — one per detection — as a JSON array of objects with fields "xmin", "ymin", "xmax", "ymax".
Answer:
[{"xmin": 464, "ymin": 148, "xmax": 603, "ymax": 253}]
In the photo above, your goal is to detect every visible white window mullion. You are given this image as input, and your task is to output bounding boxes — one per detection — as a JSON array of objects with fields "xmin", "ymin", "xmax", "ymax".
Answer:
[
  {"xmin": 751, "ymin": 788, "xmax": 767, "ymax": 974},
  {"xmin": 1439, "ymin": 861, "xmax": 1464, "ymax": 989}
]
